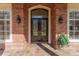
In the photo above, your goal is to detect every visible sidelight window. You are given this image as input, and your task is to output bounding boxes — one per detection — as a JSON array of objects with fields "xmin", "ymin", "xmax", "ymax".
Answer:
[
  {"xmin": 69, "ymin": 10, "xmax": 79, "ymax": 41},
  {"xmin": 0, "ymin": 10, "xmax": 10, "ymax": 41}
]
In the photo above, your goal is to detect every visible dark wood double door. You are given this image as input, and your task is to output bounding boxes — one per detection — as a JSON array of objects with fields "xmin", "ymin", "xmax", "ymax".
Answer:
[
  {"xmin": 31, "ymin": 16, "xmax": 48, "ymax": 43},
  {"xmin": 31, "ymin": 8, "xmax": 48, "ymax": 43}
]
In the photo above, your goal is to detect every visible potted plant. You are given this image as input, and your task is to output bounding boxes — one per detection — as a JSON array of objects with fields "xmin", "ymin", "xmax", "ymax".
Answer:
[{"xmin": 58, "ymin": 33, "xmax": 69, "ymax": 48}]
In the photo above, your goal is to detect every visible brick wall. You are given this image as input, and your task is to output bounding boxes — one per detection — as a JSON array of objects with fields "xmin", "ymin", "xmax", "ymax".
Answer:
[
  {"xmin": 7, "ymin": 3, "xmax": 67, "ymax": 49},
  {"xmin": 12, "ymin": 4, "xmax": 26, "ymax": 49},
  {"xmin": 55, "ymin": 4, "xmax": 67, "ymax": 48}
]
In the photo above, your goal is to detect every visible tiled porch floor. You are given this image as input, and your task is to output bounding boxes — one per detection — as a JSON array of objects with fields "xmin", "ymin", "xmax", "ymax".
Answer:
[{"xmin": 1, "ymin": 43, "xmax": 79, "ymax": 56}]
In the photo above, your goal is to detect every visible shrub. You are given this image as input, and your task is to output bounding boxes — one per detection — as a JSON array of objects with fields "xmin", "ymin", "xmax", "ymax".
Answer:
[{"xmin": 58, "ymin": 33, "xmax": 69, "ymax": 46}]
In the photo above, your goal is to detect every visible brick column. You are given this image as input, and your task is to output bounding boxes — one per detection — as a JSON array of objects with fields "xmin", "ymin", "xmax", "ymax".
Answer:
[
  {"xmin": 12, "ymin": 3, "xmax": 26, "ymax": 49},
  {"xmin": 55, "ymin": 4, "xmax": 67, "ymax": 49}
]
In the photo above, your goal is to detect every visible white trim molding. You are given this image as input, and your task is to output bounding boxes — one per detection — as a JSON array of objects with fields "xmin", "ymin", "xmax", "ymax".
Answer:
[
  {"xmin": 5, "ymin": 9, "xmax": 12, "ymax": 42},
  {"xmin": 28, "ymin": 5, "xmax": 51, "ymax": 44}
]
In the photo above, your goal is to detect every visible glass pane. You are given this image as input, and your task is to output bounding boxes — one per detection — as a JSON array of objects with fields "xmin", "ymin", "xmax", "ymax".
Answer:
[
  {"xmin": 4, "ymin": 32, "xmax": 10, "ymax": 39},
  {"xmin": 69, "ymin": 32, "xmax": 75, "ymax": 39},
  {"xmin": 0, "ymin": 32, "xmax": 4, "ymax": 40},
  {"xmin": 41, "ymin": 19, "xmax": 47, "ymax": 36},
  {"xmin": 0, "ymin": 25, "xmax": 4, "ymax": 31},
  {"xmin": 75, "ymin": 32, "xmax": 79, "ymax": 39},
  {"xmin": 75, "ymin": 20, "xmax": 79, "ymax": 26},
  {"xmin": 4, "ymin": 26, "xmax": 10, "ymax": 31},
  {"xmin": 32, "ymin": 19, "xmax": 38, "ymax": 36},
  {"xmin": 0, "ymin": 21, "xmax": 4, "ymax": 25},
  {"xmin": 0, "ymin": 11, "xmax": 4, "ymax": 19},
  {"xmin": 6, "ymin": 21, "xmax": 10, "ymax": 25},
  {"xmin": 69, "ymin": 20, "xmax": 75, "ymax": 26},
  {"xmin": 69, "ymin": 26, "xmax": 74, "ymax": 31},
  {"xmin": 0, "ymin": 21, "xmax": 4, "ymax": 31},
  {"xmin": 4, "ymin": 11, "xmax": 10, "ymax": 19},
  {"xmin": 5, "ymin": 21, "xmax": 10, "ymax": 31},
  {"xmin": 0, "ymin": 10, "xmax": 10, "ymax": 19},
  {"xmin": 69, "ymin": 11, "xmax": 75, "ymax": 19},
  {"xmin": 31, "ymin": 9, "xmax": 48, "ymax": 16},
  {"xmin": 69, "ymin": 11, "xmax": 79, "ymax": 19},
  {"xmin": 75, "ymin": 11, "xmax": 79, "ymax": 19}
]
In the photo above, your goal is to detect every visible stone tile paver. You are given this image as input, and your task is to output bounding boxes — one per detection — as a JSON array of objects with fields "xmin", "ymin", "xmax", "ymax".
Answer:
[
  {"xmin": 2, "ymin": 43, "xmax": 79, "ymax": 56},
  {"xmin": 2, "ymin": 44, "xmax": 49, "ymax": 56}
]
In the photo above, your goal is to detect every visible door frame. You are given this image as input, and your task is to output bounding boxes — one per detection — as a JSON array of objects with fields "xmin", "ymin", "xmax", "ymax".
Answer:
[{"xmin": 28, "ymin": 5, "xmax": 51, "ymax": 44}]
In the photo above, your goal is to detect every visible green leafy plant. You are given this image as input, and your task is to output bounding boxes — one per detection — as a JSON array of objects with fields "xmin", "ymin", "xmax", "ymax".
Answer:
[{"xmin": 58, "ymin": 33, "xmax": 69, "ymax": 47}]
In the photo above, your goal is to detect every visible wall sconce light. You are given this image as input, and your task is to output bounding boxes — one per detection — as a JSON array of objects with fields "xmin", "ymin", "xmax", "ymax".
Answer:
[
  {"xmin": 58, "ymin": 15, "xmax": 64, "ymax": 24},
  {"xmin": 16, "ymin": 15, "xmax": 21, "ymax": 24}
]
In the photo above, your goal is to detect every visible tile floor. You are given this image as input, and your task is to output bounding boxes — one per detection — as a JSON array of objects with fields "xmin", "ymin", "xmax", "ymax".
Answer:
[{"xmin": 1, "ymin": 43, "xmax": 79, "ymax": 56}]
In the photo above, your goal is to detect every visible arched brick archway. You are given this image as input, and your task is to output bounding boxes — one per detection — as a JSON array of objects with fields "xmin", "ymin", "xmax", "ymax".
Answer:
[{"xmin": 28, "ymin": 5, "xmax": 51, "ymax": 44}]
